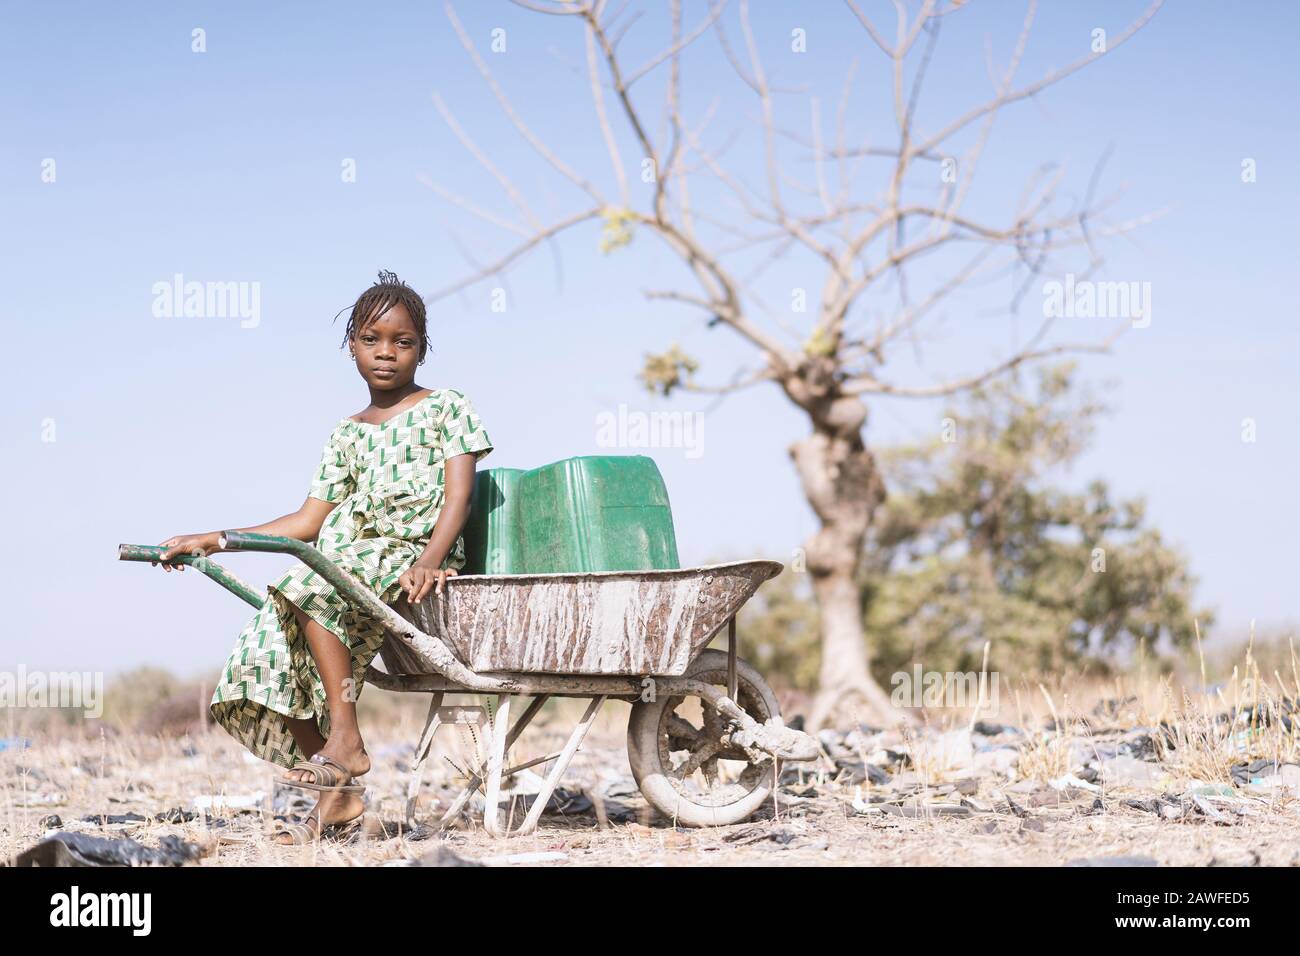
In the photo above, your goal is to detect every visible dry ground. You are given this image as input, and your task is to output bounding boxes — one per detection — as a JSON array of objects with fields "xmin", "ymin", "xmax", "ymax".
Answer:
[{"xmin": 5, "ymin": 688, "xmax": 1300, "ymax": 867}]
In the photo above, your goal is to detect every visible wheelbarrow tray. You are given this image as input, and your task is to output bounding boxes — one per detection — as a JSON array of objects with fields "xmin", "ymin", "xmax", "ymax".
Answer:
[{"xmin": 403, "ymin": 560, "xmax": 782, "ymax": 677}]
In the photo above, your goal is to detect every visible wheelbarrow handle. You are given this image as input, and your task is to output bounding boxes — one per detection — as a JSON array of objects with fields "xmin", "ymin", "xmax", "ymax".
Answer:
[
  {"xmin": 215, "ymin": 530, "xmax": 293, "ymax": 554},
  {"xmin": 213, "ymin": 530, "xmax": 512, "ymax": 694},
  {"xmin": 117, "ymin": 543, "xmax": 264, "ymax": 609},
  {"xmin": 118, "ymin": 543, "xmax": 175, "ymax": 563}
]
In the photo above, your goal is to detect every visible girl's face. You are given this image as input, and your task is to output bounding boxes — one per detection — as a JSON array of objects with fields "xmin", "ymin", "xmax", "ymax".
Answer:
[{"xmin": 350, "ymin": 303, "xmax": 423, "ymax": 389}]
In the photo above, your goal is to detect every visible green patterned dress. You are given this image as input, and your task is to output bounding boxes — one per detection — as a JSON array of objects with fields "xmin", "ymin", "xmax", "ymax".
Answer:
[{"xmin": 210, "ymin": 388, "xmax": 493, "ymax": 768}]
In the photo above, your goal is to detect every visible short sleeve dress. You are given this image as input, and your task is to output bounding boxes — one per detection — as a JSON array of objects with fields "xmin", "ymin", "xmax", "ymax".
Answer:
[{"xmin": 210, "ymin": 388, "xmax": 493, "ymax": 769}]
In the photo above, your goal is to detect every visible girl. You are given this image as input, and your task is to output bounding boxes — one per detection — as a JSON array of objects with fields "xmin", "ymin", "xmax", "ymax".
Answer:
[{"xmin": 156, "ymin": 270, "xmax": 493, "ymax": 845}]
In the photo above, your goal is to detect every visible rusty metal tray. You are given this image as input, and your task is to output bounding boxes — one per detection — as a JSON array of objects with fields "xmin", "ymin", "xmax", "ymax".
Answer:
[{"xmin": 400, "ymin": 560, "xmax": 782, "ymax": 676}]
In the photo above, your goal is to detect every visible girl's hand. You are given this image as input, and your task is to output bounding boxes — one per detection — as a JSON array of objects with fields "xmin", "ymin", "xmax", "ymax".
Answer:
[
  {"xmin": 399, "ymin": 565, "xmax": 457, "ymax": 604},
  {"xmin": 156, "ymin": 532, "xmax": 223, "ymax": 572}
]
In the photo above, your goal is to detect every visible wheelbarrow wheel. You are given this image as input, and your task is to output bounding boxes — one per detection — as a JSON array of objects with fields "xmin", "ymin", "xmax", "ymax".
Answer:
[{"xmin": 627, "ymin": 649, "xmax": 781, "ymax": 828}]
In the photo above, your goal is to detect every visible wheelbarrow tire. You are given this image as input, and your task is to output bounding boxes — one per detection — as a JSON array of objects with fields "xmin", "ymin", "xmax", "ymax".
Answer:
[{"xmin": 627, "ymin": 649, "xmax": 781, "ymax": 828}]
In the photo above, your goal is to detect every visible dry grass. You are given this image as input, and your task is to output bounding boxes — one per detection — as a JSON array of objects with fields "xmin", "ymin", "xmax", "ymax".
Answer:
[{"xmin": 4, "ymin": 640, "xmax": 1300, "ymax": 866}]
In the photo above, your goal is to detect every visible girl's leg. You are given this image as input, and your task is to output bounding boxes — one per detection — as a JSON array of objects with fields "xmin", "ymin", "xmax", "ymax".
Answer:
[
  {"xmin": 275, "ymin": 605, "xmax": 371, "ymax": 841},
  {"xmin": 283, "ymin": 604, "xmax": 372, "ymax": 777},
  {"xmin": 283, "ymin": 716, "xmax": 326, "ymax": 758}
]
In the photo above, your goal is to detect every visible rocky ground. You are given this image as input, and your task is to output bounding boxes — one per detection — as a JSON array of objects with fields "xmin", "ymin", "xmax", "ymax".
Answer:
[{"xmin": 4, "ymin": 697, "xmax": 1299, "ymax": 867}]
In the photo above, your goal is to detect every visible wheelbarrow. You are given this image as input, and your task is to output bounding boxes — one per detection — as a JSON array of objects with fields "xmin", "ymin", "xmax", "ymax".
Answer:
[{"xmin": 118, "ymin": 533, "xmax": 818, "ymax": 835}]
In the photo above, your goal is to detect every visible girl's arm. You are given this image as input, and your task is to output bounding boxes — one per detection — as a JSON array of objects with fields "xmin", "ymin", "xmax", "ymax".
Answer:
[
  {"xmin": 398, "ymin": 454, "xmax": 476, "ymax": 602},
  {"xmin": 155, "ymin": 497, "xmax": 338, "ymax": 571}
]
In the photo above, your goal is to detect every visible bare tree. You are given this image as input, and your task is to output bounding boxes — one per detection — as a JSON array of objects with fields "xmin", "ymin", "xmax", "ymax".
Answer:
[{"xmin": 425, "ymin": 0, "xmax": 1164, "ymax": 728}]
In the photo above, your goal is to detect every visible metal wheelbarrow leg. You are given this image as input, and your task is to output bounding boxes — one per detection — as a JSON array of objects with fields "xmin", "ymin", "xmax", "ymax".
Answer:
[
  {"xmin": 481, "ymin": 694, "xmax": 607, "ymax": 837},
  {"xmin": 421, "ymin": 693, "xmax": 605, "ymax": 837},
  {"xmin": 425, "ymin": 694, "xmax": 549, "ymax": 829},
  {"xmin": 404, "ymin": 692, "xmax": 445, "ymax": 826}
]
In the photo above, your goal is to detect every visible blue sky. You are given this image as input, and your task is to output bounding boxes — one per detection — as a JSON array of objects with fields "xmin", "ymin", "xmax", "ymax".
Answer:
[{"xmin": 3, "ymin": 1, "xmax": 1297, "ymax": 676}]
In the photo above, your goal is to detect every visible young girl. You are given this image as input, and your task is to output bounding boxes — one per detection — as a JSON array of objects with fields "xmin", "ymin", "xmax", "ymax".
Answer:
[{"xmin": 156, "ymin": 270, "xmax": 493, "ymax": 845}]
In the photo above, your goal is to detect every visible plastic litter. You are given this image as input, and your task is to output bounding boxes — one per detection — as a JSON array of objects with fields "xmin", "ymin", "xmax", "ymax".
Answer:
[
  {"xmin": 8, "ymin": 831, "xmax": 200, "ymax": 867},
  {"xmin": 191, "ymin": 792, "xmax": 265, "ymax": 812}
]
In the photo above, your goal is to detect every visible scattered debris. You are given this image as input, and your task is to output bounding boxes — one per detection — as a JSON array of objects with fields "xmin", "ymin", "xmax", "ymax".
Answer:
[
  {"xmin": 8, "ymin": 832, "xmax": 200, "ymax": 868},
  {"xmin": 154, "ymin": 807, "xmax": 198, "ymax": 824},
  {"xmin": 919, "ymin": 729, "xmax": 975, "ymax": 774},
  {"xmin": 192, "ymin": 792, "xmax": 265, "ymax": 812},
  {"xmin": 413, "ymin": 844, "xmax": 483, "ymax": 867},
  {"xmin": 851, "ymin": 787, "xmax": 879, "ymax": 814},
  {"xmin": 1049, "ymin": 773, "xmax": 1102, "ymax": 794},
  {"xmin": 17, "ymin": 790, "xmax": 66, "ymax": 808},
  {"xmin": 833, "ymin": 759, "xmax": 891, "ymax": 785},
  {"xmin": 1122, "ymin": 795, "xmax": 1179, "ymax": 816},
  {"xmin": 1187, "ymin": 784, "xmax": 1236, "ymax": 798},
  {"xmin": 972, "ymin": 747, "xmax": 1018, "ymax": 776},
  {"xmin": 80, "ymin": 812, "xmax": 149, "ymax": 827},
  {"xmin": 1189, "ymin": 795, "xmax": 1230, "ymax": 824},
  {"xmin": 1092, "ymin": 697, "xmax": 1139, "ymax": 720},
  {"xmin": 1232, "ymin": 760, "xmax": 1300, "ymax": 791},
  {"xmin": 1231, "ymin": 758, "xmax": 1279, "ymax": 786},
  {"xmin": 1004, "ymin": 795, "xmax": 1029, "ymax": 818},
  {"xmin": 512, "ymin": 786, "xmax": 593, "ymax": 817},
  {"xmin": 725, "ymin": 823, "xmax": 806, "ymax": 845},
  {"xmin": 478, "ymin": 850, "xmax": 569, "ymax": 865},
  {"xmin": 879, "ymin": 802, "xmax": 972, "ymax": 819},
  {"xmin": 1118, "ymin": 730, "xmax": 1159, "ymax": 761},
  {"xmin": 1066, "ymin": 855, "xmax": 1158, "ymax": 867},
  {"xmin": 1100, "ymin": 755, "xmax": 1165, "ymax": 787}
]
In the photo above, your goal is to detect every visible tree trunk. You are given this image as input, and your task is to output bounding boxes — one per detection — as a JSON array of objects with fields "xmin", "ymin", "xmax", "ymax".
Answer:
[{"xmin": 787, "ymin": 395, "xmax": 904, "ymax": 731}]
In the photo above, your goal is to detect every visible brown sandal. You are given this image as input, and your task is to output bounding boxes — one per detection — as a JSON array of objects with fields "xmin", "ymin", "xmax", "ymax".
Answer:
[
  {"xmin": 271, "ymin": 814, "xmax": 364, "ymax": 846},
  {"xmin": 271, "ymin": 821, "xmax": 319, "ymax": 846},
  {"xmin": 275, "ymin": 753, "xmax": 366, "ymax": 794}
]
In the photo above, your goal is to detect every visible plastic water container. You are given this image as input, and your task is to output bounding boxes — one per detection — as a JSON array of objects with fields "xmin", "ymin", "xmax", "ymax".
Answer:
[
  {"xmin": 462, "ymin": 467, "xmax": 525, "ymax": 574},
  {"xmin": 461, "ymin": 455, "xmax": 679, "ymax": 574}
]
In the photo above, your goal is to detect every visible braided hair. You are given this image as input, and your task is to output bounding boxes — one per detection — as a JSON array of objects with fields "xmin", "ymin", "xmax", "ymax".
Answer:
[{"xmin": 337, "ymin": 270, "xmax": 429, "ymax": 364}]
